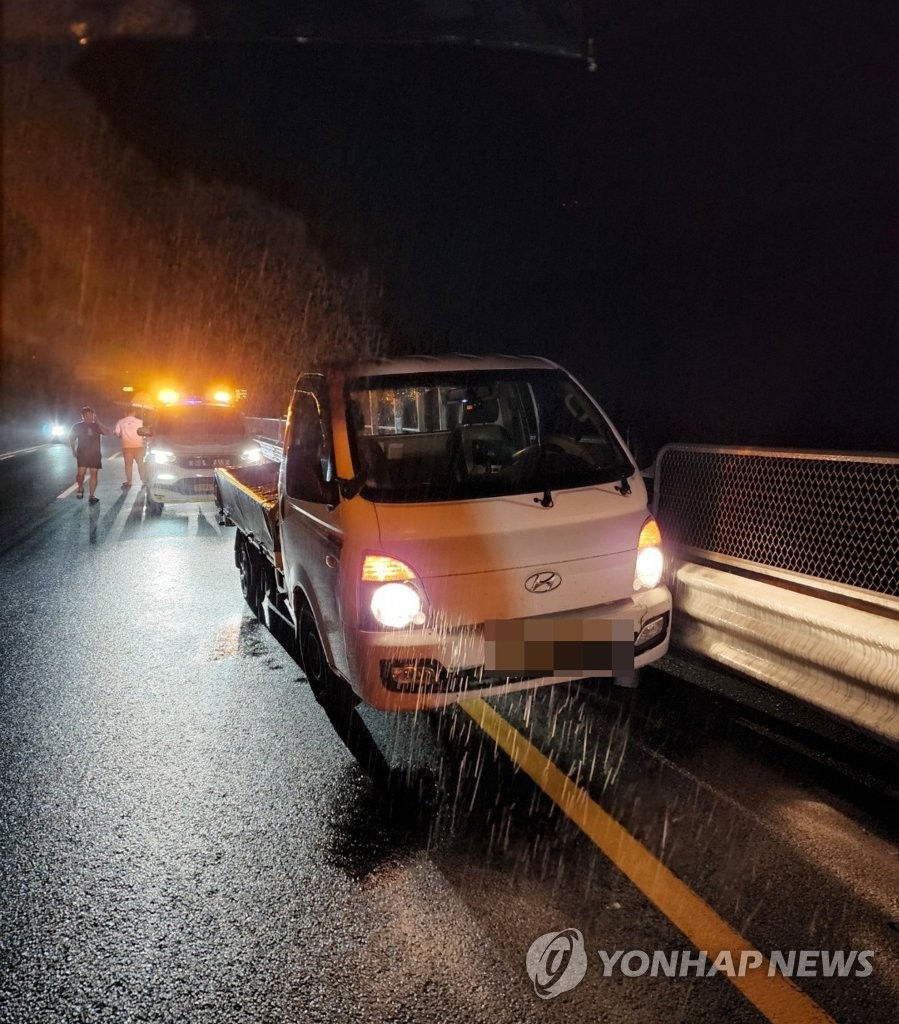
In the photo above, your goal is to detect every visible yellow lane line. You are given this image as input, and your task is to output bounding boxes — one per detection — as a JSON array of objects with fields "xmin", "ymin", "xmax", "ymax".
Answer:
[{"xmin": 459, "ymin": 696, "xmax": 835, "ymax": 1024}]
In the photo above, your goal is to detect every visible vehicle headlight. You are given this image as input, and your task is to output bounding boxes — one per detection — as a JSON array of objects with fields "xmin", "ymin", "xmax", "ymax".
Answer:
[
  {"xmin": 150, "ymin": 449, "xmax": 176, "ymax": 464},
  {"xmin": 241, "ymin": 446, "xmax": 262, "ymax": 464},
  {"xmin": 361, "ymin": 554, "xmax": 428, "ymax": 629},
  {"xmin": 48, "ymin": 423, "xmax": 67, "ymax": 439},
  {"xmin": 634, "ymin": 517, "xmax": 664, "ymax": 590},
  {"xmin": 370, "ymin": 582, "xmax": 423, "ymax": 629}
]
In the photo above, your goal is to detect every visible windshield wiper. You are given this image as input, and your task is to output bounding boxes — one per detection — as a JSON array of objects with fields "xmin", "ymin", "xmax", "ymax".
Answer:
[
  {"xmin": 528, "ymin": 427, "xmax": 555, "ymax": 507},
  {"xmin": 615, "ymin": 467, "xmax": 633, "ymax": 495}
]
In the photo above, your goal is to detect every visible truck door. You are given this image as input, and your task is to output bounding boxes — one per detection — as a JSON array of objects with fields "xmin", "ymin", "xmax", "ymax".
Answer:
[{"xmin": 280, "ymin": 377, "xmax": 347, "ymax": 678}]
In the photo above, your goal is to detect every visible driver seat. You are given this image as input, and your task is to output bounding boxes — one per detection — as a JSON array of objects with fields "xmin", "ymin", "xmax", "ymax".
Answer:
[{"xmin": 448, "ymin": 397, "xmax": 514, "ymax": 477}]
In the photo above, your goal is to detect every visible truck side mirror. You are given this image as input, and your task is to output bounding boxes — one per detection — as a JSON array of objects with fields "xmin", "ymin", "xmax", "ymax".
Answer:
[{"xmin": 137, "ymin": 427, "xmax": 152, "ymax": 437}]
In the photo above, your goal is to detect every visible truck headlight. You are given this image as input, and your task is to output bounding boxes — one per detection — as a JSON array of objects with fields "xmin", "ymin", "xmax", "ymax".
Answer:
[
  {"xmin": 150, "ymin": 449, "xmax": 176, "ymax": 464},
  {"xmin": 370, "ymin": 582, "xmax": 423, "ymax": 629},
  {"xmin": 241, "ymin": 446, "xmax": 262, "ymax": 464},
  {"xmin": 634, "ymin": 517, "xmax": 664, "ymax": 590},
  {"xmin": 361, "ymin": 554, "xmax": 428, "ymax": 629}
]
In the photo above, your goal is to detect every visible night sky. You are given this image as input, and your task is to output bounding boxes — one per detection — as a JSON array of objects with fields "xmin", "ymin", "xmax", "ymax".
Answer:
[{"xmin": 2, "ymin": 1, "xmax": 897, "ymax": 452}]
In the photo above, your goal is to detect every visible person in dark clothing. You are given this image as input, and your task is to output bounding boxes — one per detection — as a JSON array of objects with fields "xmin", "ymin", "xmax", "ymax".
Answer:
[{"xmin": 70, "ymin": 406, "xmax": 108, "ymax": 504}]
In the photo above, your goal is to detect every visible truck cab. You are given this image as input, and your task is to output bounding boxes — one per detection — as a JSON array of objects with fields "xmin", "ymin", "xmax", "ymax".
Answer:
[{"xmin": 277, "ymin": 355, "xmax": 671, "ymax": 711}]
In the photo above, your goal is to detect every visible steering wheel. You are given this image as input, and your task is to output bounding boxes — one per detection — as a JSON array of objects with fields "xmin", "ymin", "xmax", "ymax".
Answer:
[{"xmin": 510, "ymin": 438, "xmax": 586, "ymax": 462}]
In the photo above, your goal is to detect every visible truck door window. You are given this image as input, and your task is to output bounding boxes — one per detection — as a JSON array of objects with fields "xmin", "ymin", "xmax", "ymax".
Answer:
[{"xmin": 285, "ymin": 390, "xmax": 333, "ymax": 503}]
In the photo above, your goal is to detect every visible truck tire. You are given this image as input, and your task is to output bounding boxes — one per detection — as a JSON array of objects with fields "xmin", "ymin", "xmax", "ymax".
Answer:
[
  {"xmin": 236, "ymin": 535, "xmax": 261, "ymax": 618},
  {"xmin": 298, "ymin": 604, "xmax": 332, "ymax": 699},
  {"xmin": 298, "ymin": 604, "xmax": 358, "ymax": 731},
  {"xmin": 298, "ymin": 603, "xmax": 353, "ymax": 703}
]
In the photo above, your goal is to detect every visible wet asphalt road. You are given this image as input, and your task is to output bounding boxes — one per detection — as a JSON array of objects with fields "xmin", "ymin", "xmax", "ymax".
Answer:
[{"xmin": 1, "ymin": 443, "xmax": 897, "ymax": 1024}]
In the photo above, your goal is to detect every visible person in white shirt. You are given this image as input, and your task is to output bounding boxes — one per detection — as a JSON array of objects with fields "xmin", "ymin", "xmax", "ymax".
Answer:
[{"xmin": 114, "ymin": 407, "xmax": 147, "ymax": 489}]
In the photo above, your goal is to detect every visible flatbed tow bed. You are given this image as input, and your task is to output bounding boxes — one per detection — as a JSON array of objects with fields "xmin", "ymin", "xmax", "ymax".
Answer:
[{"xmin": 214, "ymin": 462, "xmax": 285, "ymax": 619}]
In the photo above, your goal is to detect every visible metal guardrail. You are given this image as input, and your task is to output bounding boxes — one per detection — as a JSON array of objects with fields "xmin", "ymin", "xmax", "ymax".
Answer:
[
  {"xmin": 653, "ymin": 445, "xmax": 899, "ymax": 744},
  {"xmin": 654, "ymin": 445, "xmax": 899, "ymax": 598}
]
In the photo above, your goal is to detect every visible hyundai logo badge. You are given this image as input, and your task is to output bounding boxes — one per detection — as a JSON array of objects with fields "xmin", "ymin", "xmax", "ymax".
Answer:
[{"xmin": 524, "ymin": 571, "xmax": 562, "ymax": 593}]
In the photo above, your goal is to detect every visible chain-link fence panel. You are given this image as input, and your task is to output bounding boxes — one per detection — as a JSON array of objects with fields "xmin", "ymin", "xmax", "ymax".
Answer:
[{"xmin": 654, "ymin": 446, "xmax": 899, "ymax": 597}]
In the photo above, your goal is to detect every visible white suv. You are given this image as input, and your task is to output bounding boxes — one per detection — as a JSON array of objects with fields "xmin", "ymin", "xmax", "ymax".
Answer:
[{"xmin": 142, "ymin": 403, "xmax": 261, "ymax": 515}]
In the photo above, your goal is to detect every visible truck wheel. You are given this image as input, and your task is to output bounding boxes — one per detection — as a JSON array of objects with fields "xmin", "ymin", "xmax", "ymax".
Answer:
[
  {"xmin": 298, "ymin": 604, "xmax": 357, "ymax": 731},
  {"xmin": 299, "ymin": 605, "xmax": 332, "ymax": 699},
  {"xmin": 299, "ymin": 604, "xmax": 354, "ymax": 710},
  {"xmin": 236, "ymin": 536, "xmax": 260, "ymax": 618}
]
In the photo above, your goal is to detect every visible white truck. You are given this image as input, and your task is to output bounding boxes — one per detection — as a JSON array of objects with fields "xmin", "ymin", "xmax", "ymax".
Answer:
[{"xmin": 214, "ymin": 355, "xmax": 671, "ymax": 712}]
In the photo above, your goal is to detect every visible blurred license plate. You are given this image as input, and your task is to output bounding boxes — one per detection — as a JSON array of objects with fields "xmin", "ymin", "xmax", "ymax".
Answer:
[
  {"xmin": 484, "ymin": 617, "xmax": 634, "ymax": 674},
  {"xmin": 183, "ymin": 479, "xmax": 214, "ymax": 494}
]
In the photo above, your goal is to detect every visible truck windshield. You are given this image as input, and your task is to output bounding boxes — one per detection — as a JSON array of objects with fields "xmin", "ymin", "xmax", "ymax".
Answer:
[
  {"xmin": 346, "ymin": 369, "xmax": 633, "ymax": 503},
  {"xmin": 154, "ymin": 405, "xmax": 245, "ymax": 439}
]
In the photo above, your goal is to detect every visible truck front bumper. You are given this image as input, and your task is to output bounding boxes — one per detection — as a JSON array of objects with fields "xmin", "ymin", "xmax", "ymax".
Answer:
[{"xmin": 352, "ymin": 586, "xmax": 672, "ymax": 711}]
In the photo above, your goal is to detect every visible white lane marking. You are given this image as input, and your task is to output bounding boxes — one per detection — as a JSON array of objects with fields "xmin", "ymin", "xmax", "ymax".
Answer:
[
  {"xmin": 0, "ymin": 444, "xmax": 48, "ymax": 461},
  {"xmin": 57, "ymin": 483, "xmax": 78, "ymax": 500}
]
